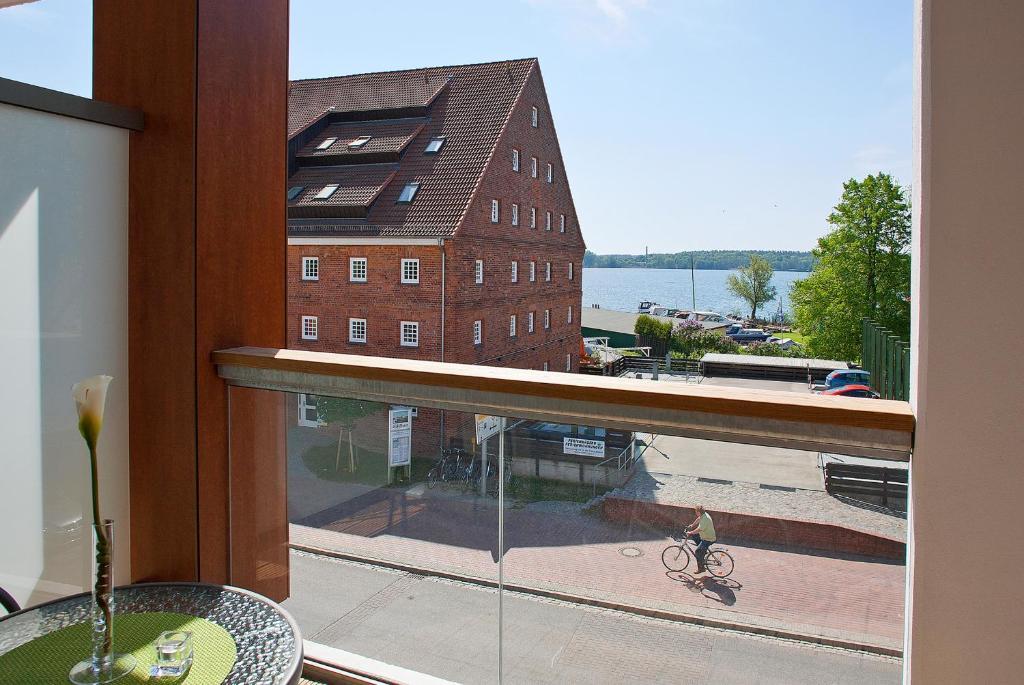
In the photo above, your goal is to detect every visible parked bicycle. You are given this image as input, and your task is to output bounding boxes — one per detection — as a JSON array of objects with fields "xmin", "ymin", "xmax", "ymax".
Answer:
[
  {"xmin": 661, "ymin": 535, "xmax": 735, "ymax": 578},
  {"xmin": 426, "ymin": 448, "xmax": 466, "ymax": 489}
]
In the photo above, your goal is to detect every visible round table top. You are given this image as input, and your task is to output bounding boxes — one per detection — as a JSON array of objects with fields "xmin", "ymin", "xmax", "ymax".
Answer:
[{"xmin": 0, "ymin": 582, "xmax": 303, "ymax": 685}]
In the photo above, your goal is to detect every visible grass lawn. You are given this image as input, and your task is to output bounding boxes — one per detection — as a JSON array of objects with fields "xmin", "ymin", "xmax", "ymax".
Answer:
[
  {"xmin": 780, "ymin": 329, "xmax": 809, "ymax": 345},
  {"xmin": 301, "ymin": 443, "xmax": 613, "ymax": 504}
]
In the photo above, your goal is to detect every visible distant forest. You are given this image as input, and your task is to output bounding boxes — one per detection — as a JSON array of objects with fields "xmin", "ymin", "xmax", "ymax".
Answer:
[{"xmin": 583, "ymin": 250, "xmax": 814, "ymax": 272}]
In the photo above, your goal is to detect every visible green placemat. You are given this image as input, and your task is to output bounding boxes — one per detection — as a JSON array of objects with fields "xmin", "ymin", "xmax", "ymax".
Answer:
[{"xmin": 0, "ymin": 612, "xmax": 237, "ymax": 684}]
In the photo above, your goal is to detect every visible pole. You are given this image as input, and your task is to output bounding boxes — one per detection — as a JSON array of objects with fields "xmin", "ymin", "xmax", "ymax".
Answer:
[
  {"xmin": 690, "ymin": 255, "xmax": 696, "ymax": 310},
  {"xmin": 480, "ymin": 436, "xmax": 489, "ymax": 497},
  {"xmin": 497, "ymin": 417, "xmax": 506, "ymax": 683}
]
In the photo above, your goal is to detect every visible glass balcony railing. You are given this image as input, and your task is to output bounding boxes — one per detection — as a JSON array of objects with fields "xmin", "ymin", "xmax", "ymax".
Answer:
[{"xmin": 217, "ymin": 347, "xmax": 913, "ymax": 684}]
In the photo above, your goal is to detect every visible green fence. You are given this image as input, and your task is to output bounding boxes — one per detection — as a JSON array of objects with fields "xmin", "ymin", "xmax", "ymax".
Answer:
[{"xmin": 861, "ymin": 319, "xmax": 911, "ymax": 401}]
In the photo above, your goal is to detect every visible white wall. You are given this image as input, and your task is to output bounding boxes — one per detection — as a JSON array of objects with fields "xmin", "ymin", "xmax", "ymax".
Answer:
[
  {"xmin": 0, "ymin": 102, "xmax": 129, "ymax": 607},
  {"xmin": 907, "ymin": 1, "xmax": 1024, "ymax": 681}
]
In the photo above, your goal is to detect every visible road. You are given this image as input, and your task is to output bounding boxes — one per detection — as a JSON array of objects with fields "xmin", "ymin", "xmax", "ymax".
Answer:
[{"xmin": 285, "ymin": 551, "xmax": 901, "ymax": 685}]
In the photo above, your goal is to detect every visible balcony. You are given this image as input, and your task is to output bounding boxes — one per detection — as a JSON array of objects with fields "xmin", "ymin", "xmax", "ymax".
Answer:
[{"xmin": 216, "ymin": 347, "xmax": 912, "ymax": 682}]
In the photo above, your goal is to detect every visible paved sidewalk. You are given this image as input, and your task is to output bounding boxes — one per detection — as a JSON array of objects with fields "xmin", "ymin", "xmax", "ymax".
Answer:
[
  {"xmin": 285, "ymin": 550, "xmax": 901, "ymax": 684},
  {"xmin": 290, "ymin": 482, "xmax": 906, "ymax": 652}
]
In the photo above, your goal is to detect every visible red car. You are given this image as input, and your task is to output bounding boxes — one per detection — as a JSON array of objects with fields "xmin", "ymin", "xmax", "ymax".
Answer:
[{"xmin": 823, "ymin": 384, "xmax": 880, "ymax": 399}]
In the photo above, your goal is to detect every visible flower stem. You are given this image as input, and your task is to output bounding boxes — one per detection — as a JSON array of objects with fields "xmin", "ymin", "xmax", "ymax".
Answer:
[{"xmin": 88, "ymin": 446, "xmax": 113, "ymax": 665}]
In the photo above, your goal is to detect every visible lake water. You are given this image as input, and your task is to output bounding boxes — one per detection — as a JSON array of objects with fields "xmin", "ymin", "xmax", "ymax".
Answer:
[{"xmin": 582, "ymin": 268, "xmax": 807, "ymax": 317}]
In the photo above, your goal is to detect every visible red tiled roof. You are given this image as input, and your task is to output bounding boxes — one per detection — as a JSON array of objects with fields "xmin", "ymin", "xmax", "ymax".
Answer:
[
  {"xmin": 297, "ymin": 119, "xmax": 426, "ymax": 161},
  {"xmin": 288, "ymin": 58, "xmax": 537, "ymax": 237},
  {"xmin": 287, "ymin": 165, "xmax": 397, "ymax": 219}
]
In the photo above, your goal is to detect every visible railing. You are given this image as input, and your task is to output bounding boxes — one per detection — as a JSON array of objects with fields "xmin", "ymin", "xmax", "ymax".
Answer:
[
  {"xmin": 213, "ymin": 347, "xmax": 914, "ymax": 460},
  {"xmin": 861, "ymin": 318, "xmax": 911, "ymax": 401}
]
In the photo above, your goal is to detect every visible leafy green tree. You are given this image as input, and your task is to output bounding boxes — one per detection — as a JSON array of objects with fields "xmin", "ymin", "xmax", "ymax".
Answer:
[
  {"xmin": 791, "ymin": 173, "xmax": 911, "ymax": 361},
  {"xmin": 726, "ymin": 255, "xmax": 778, "ymax": 320},
  {"xmin": 315, "ymin": 396, "xmax": 377, "ymax": 472}
]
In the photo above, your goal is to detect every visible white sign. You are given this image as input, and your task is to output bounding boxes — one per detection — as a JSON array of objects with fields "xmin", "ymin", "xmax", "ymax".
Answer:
[
  {"xmin": 475, "ymin": 414, "xmax": 501, "ymax": 444},
  {"xmin": 563, "ymin": 437, "xmax": 605, "ymax": 458},
  {"xmin": 388, "ymin": 406, "xmax": 413, "ymax": 467}
]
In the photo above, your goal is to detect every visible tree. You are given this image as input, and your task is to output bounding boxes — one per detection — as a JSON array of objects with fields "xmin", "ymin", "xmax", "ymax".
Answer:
[
  {"xmin": 791, "ymin": 173, "xmax": 911, "ymax": 361},
  {"xmin": 315, "ymin": 396, "xmax": 377, "ymax": 472},
  {"xmin": 726, "ymin": 255, "xmax": 777, "ymax": 320}
]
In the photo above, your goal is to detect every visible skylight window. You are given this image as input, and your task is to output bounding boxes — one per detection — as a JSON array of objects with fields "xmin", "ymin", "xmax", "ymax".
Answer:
[
  {"xmin": 397, "ymin": 182, "xmax": 420, "ymax": 203},
  {"xmin": 314, "ymin": 184, "xmax": 339, "ymax": 200},
  {"xmin": 348, "ymin": 135, "xmax": 372, "ymax": 149},
  {"xmin": 425, "ymin": 136, "xmax": 445, "ymax": 154},
  {"xmin": 287, "ymin": 186, "xmax": 304, "ymax": 201},
  {"xmin": 317, "ymin": 137, "xmax": 337, "ymax": 150}
]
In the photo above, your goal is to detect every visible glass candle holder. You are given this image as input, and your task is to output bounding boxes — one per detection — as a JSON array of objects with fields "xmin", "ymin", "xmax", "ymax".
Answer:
[{"xmin": 151, "ymin": 630, "xmax": 193, "ymax": 678}]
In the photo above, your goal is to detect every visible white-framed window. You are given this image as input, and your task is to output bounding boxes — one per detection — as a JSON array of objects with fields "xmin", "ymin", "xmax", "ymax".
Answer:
[
  {"xmin": 473, "ymin": 320, "xmax": 483, "ymax": 345},
  {"xmin": 401, "ymin": 258, "xmax": 420, "ymax": 284},
  {"xmin": 512, "ymin": 148, "xmax": 520, "ymax": 171},
  {"xmin": 531, "ymin": 106, "xmax": 538, "ymax": 127},
  {"xmin": 545, "ymin": 211, "xmax": 552, "ymax": 231},
  {"xmin": 349, "ymin": 318, "xmax": 367, "ymax": 343},
  {"xmin": 425, "ymin": 136, "xmax": 445, "ymax": 154},
  {"xmin": 531, "ymin": 157, "xmax": 538, "ymax": 178},
  {"xmin": 568, "ymin": 306, "xmax": 573, "ymax": 324},
  {"xmin": 560, "ymin": 214, "xmax": 566, "ymax": 233},
  {"xmin": 401, "ymin": 321, "xmax": 419, "ymax": 347},
  {"xmin": 529, "ymin": 261, "xmax": 536, "ymax": 282},
  {"xmin": 297, "ymin": 393, "xmax": 320, "ymax": 427},
  {"xmin": 546, "ymin": 163, "xmax": 553, "ymax": 183},
  {"xmin": 528, "ymin": 311, "xmax": 535, "ymax": 333},
  {"xmin": 566, "ymin": 353, "xmax": 572, "ymax": 371},
  {"xmin": 530, "ymin": 207, "xmax": 537, "ymax": 228},
  {"xmin": 568, "ymin": 262, "xmax": 574, "ymax": 280},
  {"xmin": 543, "ymin": 360, "xmax": 549, "ymax": 371},
  {"xmin": 349, "ymin": 257, "xmax": 367, "ymax": 282},
  {"xmin": 314, "ymin": 184, "xmax": 339, "ymax": 200},
  {"xmin": 511, "ymin": 261, "xmax": 518, "ymax": 283},
  {"xmin": 509, "ymin": 314, "xmax": 517, "ymax": 337},
  {"xmin": 317, "ymin": 137, "xmax": 337, "ymax": 150},
  {"xmin": 302, "ymin": 256, "xmax": 319, "ymax": 281},
  {"xmin": 397, "ymin": 182, "xmax": 420, "ymax": 203},
  {"xmin": 348, "ymin": 135, "xmax": 372, "ymax": 149},
  {"xmin": 475, "ymin": 259, "xmax": 484, "ymax": 284},
  {"xmin": 301, "ymin": 316, "xmax": 318, "ymax": 340},
  {"xmin": 491, "ymin": 199, "xmax": 500, "ymax": 223},
  {"xmin": 545, "ymin": 262, "xmax": 551, "ymax": 282},
  {"xmin": 544, "ymin": 309, "xmax": 550, "ymax": 329},
  {"xmin": 511, "ymin": 203, "xmax": 519, "ymax": 226}
]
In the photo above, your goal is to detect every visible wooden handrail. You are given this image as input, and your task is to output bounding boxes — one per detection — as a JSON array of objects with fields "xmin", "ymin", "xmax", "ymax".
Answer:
[{"xmin": 213, "ymin": 347, "xmax": 914, "ymax": 459}]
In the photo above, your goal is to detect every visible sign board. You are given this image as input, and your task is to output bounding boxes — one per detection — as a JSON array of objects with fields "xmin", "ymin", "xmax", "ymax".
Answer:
[
  {"xmin": 563, "ymin": 437, "xmax": 605, "ymax": 458},
  {"xmin": 388, "ymin": 406, "xmax": 413, "ymax": 467},
  {"xmin": 475, "ymin": 414, "xmax": 501, "ymax": 444}
]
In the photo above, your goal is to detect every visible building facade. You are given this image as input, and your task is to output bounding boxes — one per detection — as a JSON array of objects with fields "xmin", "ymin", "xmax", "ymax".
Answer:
[{"xmin": 286, "ymin": 59, "xmax": 584, "ymax": 375}]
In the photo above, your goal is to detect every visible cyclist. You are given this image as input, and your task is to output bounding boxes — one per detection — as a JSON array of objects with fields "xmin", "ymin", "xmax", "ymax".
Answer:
[{"xmin": 684, "ymin": 504, "xmax": 716, "ymax": 574}]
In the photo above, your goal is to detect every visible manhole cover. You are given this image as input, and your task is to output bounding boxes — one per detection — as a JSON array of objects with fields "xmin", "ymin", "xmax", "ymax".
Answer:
[{"xmin": 619, "ymin": 547, "xmax": 643, "ymax": 558}]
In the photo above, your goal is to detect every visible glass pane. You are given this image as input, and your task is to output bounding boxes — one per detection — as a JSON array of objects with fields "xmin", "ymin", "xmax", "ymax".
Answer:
[{"xmin": 270, "ymin": 393, "xmax": 500, "ymax": 683}]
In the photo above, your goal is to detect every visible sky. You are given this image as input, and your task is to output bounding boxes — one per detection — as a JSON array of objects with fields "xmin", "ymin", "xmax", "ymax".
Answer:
[{"xmin": 0, "ymin": 0, "xmax": 912, "ymax": 254}]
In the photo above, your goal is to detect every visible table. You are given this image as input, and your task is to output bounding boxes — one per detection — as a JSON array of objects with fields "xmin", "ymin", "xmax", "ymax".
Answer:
[{"xmin": 0, "ymin": 583, "xmax": 303, "ymax": 684}]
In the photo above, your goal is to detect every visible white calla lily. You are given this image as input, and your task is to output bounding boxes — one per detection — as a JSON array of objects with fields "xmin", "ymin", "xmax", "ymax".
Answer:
[{"xmin": 72, "ymin": 375, "xmax": 113, "ymax": 450}]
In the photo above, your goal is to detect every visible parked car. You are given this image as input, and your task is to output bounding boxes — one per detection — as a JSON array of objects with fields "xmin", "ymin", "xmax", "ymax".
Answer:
[
  {"xmin": 725, "ymin": 324, "xmax": 771, "ymax": 343},
  {"xmin": 823, "ymin": 384, "xmax": 880, "ymax": 399},
  {"xmin": 824, "ymin": 368, "xmax": 872, "ymax": 390}
]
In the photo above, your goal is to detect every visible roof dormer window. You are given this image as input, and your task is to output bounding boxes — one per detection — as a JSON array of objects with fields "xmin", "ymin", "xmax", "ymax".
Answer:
[
  {"xmin": 287, "ymin": 186, "xmax": 304, "ymax": 201},
  {"xmin": 314, "ymin": 184, "xmax": 339, "ymax": 200},
  {"xmin": 316, "ymin": 137, "xmax": 337, "ymax": 150},
  {"xmin": 425, "ymin": 136, "xmax": 445, "ymax": 154},
  {"xmin": 348, "ymin": 135, "xmax": 372, "ymax": 149},
  {"xmin": 397, "ymin": 182, "xmax": 420, "ymax": 203}
]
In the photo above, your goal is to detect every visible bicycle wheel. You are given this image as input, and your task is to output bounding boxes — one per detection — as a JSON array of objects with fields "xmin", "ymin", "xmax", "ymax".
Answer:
[
  {"xmin": 661, "ymin": 545, "xmax": 690, "ymax": 572},
  {"xmin": 705, "ymin": 549, "xmax": 734, "ymax": 578},
  {"xmin": 427, "ymin": 465, "xmax": 440, "ymax": 489}
]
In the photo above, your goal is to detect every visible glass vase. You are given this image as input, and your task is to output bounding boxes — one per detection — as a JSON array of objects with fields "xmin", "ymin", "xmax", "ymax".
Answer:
[{"xmin": 69, "ymin": 520, "xmax": 136, "ymax": 683}]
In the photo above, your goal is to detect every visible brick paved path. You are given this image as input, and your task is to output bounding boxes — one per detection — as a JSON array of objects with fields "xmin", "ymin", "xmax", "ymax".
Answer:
[{"xmin": 290, "ymin": 483, "xmax": 905, "ymax": 652}]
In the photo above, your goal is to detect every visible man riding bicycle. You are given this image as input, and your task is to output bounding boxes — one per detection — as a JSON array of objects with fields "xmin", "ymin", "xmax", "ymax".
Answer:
[{"xmin": 684, "ymin": 504, "xmax": 716, "ymax": 574}]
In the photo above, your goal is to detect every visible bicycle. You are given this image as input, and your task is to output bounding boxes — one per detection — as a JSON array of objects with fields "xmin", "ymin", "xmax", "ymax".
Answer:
[
  {"xmin": 661, "ymin": 535, "xmax": 735, "ymax": 578},
  {"xmin": 426, "ymin": 448, "xmax": 465, "ymax": 489}
]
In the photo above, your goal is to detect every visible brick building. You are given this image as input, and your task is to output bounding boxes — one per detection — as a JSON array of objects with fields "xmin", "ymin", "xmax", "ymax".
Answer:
[{"xmin": 286, "ymin": 58, "xmax": 585, "ymax": 378}]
